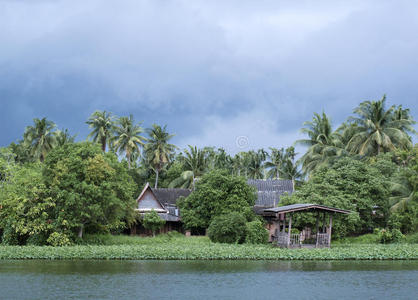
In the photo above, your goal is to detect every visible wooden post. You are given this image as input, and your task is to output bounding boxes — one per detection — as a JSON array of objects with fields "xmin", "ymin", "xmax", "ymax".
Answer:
[
  {"xmin": 315, "ymin": 211, "xmax": 319, "ymax": 247},
  {"xmin": 322, "ymin": 212, "xmax": 326, "ymax": 233},
  {"xmin": 282, "ymin": 215, "xmax": 286, "ymax": 233},
  {"xmin": 328, "ymin": 214, "xmax": 333, "ymax": 247},
  {"xmin": 287, "ymin": 214, "xmax": 292, "ymax": 248}
]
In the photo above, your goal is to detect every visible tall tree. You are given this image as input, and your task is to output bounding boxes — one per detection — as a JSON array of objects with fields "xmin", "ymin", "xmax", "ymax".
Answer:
[
  {"xmin": 265, "ymin": 147, "xmax": 287, "ymax": 179},
  {"xmin": 169, "ymin": 146, "xmax": 208, "ymax": 189},
  {"xmin": 55, "ymin": 129, "xmax": 76, "ymax": 147},
  {"xmin": 86, "ymin": 110, "xmax": 114, "ymax": 152},
  {"xmin": 281, "ymin": 147, "xmax": 303, "ymax": 191},
  {"xmin": 296, "ymin": 112, "xmax": 338, "ymax": 175},
  {"xmin": 113, "ymin": 115, "xmax": 147, "ymax": 168},
  {"xmin": 347, "ymin": 95, "xmax": 414, "ymax": 156},
  {"xmin": 144, "ymin": 124, "xmax": 176, "ymax": 188},
  {"xmin": 23, "ymin": 117, "xmax": 57, "ymax": 162},
  {"xmin": 246, "ymin": 149, "xmax": 267, "ymax": 179}
]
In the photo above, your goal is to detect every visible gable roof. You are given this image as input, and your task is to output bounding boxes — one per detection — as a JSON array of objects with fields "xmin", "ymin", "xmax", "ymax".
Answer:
[
  {"xmin": 136, "ymin": 183, "xmax": 191, "ymax": 208},
  {"xmin": 150, "ymin": 188, "xmax": 191, "ymax": 207},
  {"xmin": 248, "ymin": 179, "xmax": 293, "ymax": 208}
]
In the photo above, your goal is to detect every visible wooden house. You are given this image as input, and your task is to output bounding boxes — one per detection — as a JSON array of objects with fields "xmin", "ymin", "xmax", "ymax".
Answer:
[{"xmin": 131, "ymin": 183, "xmax": 191, "ymax": 236}]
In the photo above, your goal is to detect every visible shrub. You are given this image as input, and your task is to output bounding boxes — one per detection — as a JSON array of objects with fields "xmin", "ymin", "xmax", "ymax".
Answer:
[
  {"xmin": 376, "ymin": 228, "xmax": 405, "ymax": 244},
  {"xmin": 208, "ymin": 212, "xmax": 247, "ymax": 244},
  {"xmin": 142, "ymin": 209, "xmax": 166, "ymax": 237},
  {"xmin": 47, "ymin": 232, "xmax": 72, "ymax": 247},
  {"xmin": 245, "ymin": 220, "xmax": 268, "ymax": 244}
]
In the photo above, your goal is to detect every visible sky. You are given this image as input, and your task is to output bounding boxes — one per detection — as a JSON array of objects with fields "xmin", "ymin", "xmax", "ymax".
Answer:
[{"xmin": 0, "ymin": 0, "xmax": 417, "ymax": 154}]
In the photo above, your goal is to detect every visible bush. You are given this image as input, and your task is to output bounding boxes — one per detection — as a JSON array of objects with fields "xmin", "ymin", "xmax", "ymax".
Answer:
[
  {"xmin": 208, "ymin": 212, "xmax": 247, "ymax": 244},
  {"xmin": 142, "ymin": 209, "xmax": 166, "ymax": 237},
  {"xmin": 47, "ymin": 232, "xmax": 72, "ymax": 247},
  {"xmin": 376, "ymin": 228, "xmax": 405, "ymax": 244},
  {"xmin": 245, "ymin": 220, "xmax": 268, "ymax": 244}
]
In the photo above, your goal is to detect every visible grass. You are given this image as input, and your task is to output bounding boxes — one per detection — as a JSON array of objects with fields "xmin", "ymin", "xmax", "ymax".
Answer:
[{"xmin": 1, "ymin": 233, "xmax": 417, "ymax": 260}]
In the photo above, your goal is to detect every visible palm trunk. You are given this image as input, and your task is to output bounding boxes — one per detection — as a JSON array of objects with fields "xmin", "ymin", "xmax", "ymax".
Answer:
[
  {"xmin": 377, "ymin": 144, "xmax": 381, "ymax": 155},
  {"xmin": 78, "ymin": 225, "xmax": 84, "ymax": 239},
  {"xmin": 155, "ymin": 169, "xmax": 159, "ymax": 188},
  {"xmin": 101, "ymin": 137, "xmax": 106, "ymax": 152},
  {"xmin": 127, "ymin": 153, "xmax": 131, "ymax": 169},
  {"xmin": 292, "ymin": 178, "xmax": 295, "ymax": 191}
]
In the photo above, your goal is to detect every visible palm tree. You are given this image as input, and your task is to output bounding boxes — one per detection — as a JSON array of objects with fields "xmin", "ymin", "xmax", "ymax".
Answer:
[
  {"xmin": 347, "ymin": 95, "xmax": 414, "ymax": 156},
  {"xmin": 281, "ymin": 154, "xmax": 303, "ymax": 191},
  {"xmin": 246, "ymin": 149, "xmax": 267, "ymax": 179},
  {"xmin": 296, "ymin": 112, "xmax": 338, "ymax": 175},
  {"xmin": 232, "ymin": 153, "xmax": 245, "ymax": 176},
  {"xmin": 113, "ymin": 115, "xmax": 147, "ymax": 168},
  {"xmin": 169, "ymin": 146, "xmax": 208, "ymax": 189},
  {"xmin": 390, "ymin": 177, "xmax": 416, "ymax": 212},
  {"xmin": 86, "ymin": 110, "xmax": 114, "ymax": 152},
  {"xmin": 144, "ymin": 124, "xmax": 177, "ymax": 188},
  {"xmin": 265, "ymin": 147, "xmax": 287, "ymax": 179},
  {"xmin": 23, "ymin": 118, "xmax": 57, "ymax": 162},
  {"xmin": 55, "ymin": 129, "xmax": 76, "ymax": 146}
]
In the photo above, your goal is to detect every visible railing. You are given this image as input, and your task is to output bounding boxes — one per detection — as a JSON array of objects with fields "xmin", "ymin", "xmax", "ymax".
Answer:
[
  {"xmin": 290, "ymin": 233, "xmax": 301, "ymax": 246},
  {"xmin": 316, "ymin": 233, "xmax": 329, "ymax": 246},
  {"xmin": 276, "ymin": 232, "xmax": 288, "ymax": 246},
  {"xmin": 274, "ymin": 232, "xmax": 330, "ymax": 248}
]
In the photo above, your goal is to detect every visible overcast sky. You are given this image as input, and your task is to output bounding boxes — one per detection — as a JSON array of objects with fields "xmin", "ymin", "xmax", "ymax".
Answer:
[{"xmin": 1, "ymin": 0, "xmax": 417, "ymax": 153}]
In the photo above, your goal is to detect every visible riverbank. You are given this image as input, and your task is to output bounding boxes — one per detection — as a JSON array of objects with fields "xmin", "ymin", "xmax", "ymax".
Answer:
[{"xmin": 0, "ymin": 236, "xmax": 417, "ymax": 260}]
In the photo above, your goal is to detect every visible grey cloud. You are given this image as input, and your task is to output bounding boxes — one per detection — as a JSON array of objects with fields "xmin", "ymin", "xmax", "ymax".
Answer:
[{"xmin": 0, "ymin": 0, "xmax": 417, "ymax": 148}]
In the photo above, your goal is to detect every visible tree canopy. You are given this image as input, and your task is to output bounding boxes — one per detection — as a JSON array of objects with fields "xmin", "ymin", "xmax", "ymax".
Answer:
[{"xmin": 178, "ymin": 170, "xmax": 257, "ymax": 230}]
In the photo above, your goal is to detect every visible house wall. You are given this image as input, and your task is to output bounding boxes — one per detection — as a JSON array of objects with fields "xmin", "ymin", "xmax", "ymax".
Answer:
[
  {"xmin": 138, "ymin": 190, "xmax": 163, "ymax": 210},
  {"xmin": 131, "ymin": 222, "xmax": 183, "ymax": 236}
]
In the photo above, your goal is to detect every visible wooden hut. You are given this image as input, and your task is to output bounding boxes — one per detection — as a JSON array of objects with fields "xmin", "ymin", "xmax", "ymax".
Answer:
[
  {"xmin": 131, "ymin": 183, "xmax": 191, "ymax": 236},
  {"xmin": 261, "ymin": 204, "xmax": 351, "ymax": 248}
]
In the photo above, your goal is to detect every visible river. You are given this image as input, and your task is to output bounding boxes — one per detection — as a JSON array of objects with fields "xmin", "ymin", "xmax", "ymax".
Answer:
[{"xmin": 0, "ymin": 260, "xmax": 417, "ymax": 299}]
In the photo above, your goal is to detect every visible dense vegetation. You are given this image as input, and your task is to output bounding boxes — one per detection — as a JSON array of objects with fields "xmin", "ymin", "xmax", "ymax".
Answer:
[
  {"xmin": 0, "ymin": 95, "xmax": 417, "ymax": 246},
  {"xmin": 0, "ymin": 235, "xmax": 416, "ymax": 260}
]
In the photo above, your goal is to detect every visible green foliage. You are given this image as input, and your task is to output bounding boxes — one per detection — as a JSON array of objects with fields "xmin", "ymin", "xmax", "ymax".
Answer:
[
  {"xmin": 86, "ymin": 110, "xmax": 115, "ymax": 152},
  {"xmin": 245, "ymin": 220, "xmax": 269, "ymax": 244},
  {"xmin": 179, "ymin": 170, "xmax": 257, "ymax": 230},
  {"xmin": 23, "ymin": 117, "xmax": 57, "ymax": 162},
  {"xmin": 42, "ymin": 142, "xmax": 136, "ymax": 240},
  {"xmin": 0, "ymin": 241, "xmax": 417, "ymax": 260},
  {"xmin": 47, "ymin": 232, "xmax": 72, "ymax": 247},
  {"xmin": 376, "ymin": 228, "xmax": 405, "ymax": 244},
  {"xmin": 281, "ymin": 156, "xmax": 391, "ymax": 237},
  {"xmin": 112, "ymin": 114, "xmax": 146, "ymax": 168},
  {"xmin": 141, "ymin": 209, "xmax": 166, "ymax": 236},
  {"xmin": 0, "ymin": 163, "xmax": 54, "ymax": 245},
  {"xmin": 348, "ymin": 95, "xmax": 415, "ymax": 156},
  {"xmin": 207, "ymin": 212, "xmax": 247, "ymax": 244}
]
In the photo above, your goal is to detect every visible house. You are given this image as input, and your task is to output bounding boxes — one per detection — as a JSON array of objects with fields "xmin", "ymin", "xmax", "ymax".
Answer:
[
  {"xmin": 131, "ymin": 182, "xmax": 191, "ymax": 235},
  {"xmin": 132, "ymin": 179, "xmax": 293, "ymax": 236}
]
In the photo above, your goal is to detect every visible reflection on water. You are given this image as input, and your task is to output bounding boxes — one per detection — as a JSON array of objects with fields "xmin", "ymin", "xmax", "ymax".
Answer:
[{"xmin": 0, "ymin": 260, "xmax": 417, "ymax": 299}]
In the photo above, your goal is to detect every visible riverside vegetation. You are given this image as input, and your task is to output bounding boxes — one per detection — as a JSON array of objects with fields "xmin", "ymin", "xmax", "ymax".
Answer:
[
  {"xmin": 0, "ymin": 95, "xmax": 417, "ymax": 252},
  {"xmin": 0, "ymin": 234, "xmax": 417, "ymax": 260}
]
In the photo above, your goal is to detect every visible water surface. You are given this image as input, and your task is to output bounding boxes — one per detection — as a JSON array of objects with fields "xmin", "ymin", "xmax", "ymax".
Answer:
[{"xmin": 0, "ymin": 260, "xmax": 417, "ymax": 299}]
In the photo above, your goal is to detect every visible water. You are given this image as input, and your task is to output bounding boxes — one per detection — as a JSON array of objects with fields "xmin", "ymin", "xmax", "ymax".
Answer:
[{"xmin": 0, "ymin": 260, "xmax": 417, "ymax": 299}]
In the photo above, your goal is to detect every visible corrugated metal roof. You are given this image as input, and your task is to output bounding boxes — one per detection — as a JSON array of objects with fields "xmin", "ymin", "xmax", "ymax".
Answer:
[
  {"xmin": 263, "ymin": 204, "xmax": 351, "ymax": 214},
  {"xmin": 247, "ymin": 179, "xmax": 293, "ymax": 207}
]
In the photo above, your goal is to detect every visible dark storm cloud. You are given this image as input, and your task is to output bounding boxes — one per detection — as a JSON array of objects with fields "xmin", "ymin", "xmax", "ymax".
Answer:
[{"xmin": 0, "ymin": 0, "xmax": 417, "ymax": 152}]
